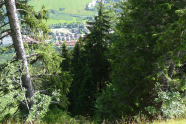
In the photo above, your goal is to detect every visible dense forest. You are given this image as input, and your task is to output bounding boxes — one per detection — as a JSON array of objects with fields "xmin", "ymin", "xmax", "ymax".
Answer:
[{"xmin": 1, "ymin": 0, "xmax": 186, "ymax": 123}]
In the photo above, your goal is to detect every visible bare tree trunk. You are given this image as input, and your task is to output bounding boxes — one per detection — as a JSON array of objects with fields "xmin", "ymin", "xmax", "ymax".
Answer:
[{"xmin": 5, "ymin": 0, "xmax": 34, "ymax": 109}]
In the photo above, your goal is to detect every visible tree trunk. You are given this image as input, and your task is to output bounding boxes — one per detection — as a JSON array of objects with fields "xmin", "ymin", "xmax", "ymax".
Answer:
[{"xmin": 5, "ymin": 0, "xmax": 34, "ymax": 109}]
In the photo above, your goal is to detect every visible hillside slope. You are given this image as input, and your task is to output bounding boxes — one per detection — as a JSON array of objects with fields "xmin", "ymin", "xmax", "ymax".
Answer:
[{"xmin": 28, "ymin": 0, "xmax": 96, "ymax": 24}]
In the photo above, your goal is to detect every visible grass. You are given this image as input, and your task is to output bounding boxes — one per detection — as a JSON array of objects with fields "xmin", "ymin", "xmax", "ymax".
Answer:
[
  {"xmin": 28, "ymin": 0, "xmax": 95, "ymax": 24},
  {"xmin": 43, "ymin": 17, "xmax": 88, "ymax": 25},
  {"xmin": 152, "ymin": 118, "xmax": 186, "ymax": 124},
  {"xmin": 28, "ymin": 0, "xmax": 93, "ymax": 15}
]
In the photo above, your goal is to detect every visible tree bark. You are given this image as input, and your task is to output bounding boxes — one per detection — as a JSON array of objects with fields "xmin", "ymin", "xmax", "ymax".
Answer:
[{"xmin": 5, "ymin": 0, "xmax": 34, "ymax": 109}]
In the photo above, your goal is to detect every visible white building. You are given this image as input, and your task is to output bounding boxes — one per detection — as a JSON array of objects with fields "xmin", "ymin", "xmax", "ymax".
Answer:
[{"xmin": 88, "ymin": 0, "xmax": 97, "ymax": 8}]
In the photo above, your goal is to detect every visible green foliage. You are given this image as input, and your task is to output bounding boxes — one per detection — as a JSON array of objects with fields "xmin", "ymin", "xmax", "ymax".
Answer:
[
  {"xmin": 68, "ymin": 2, "xmax": 111, "ymax": 117},
  {"xmin": 60, "ymin": 43, "xmax": 71, "ymax": 72},
  {"xmin": 0, "ymin": 60, "xmax": 61, "ymax": 122},
  {"xmin": 1, "ymin": 0, "xmax": 71, "ymax": 122},
  {"xmin": 95, "ymin": 84, "xmax": 120, "ymax": 121},
  {"xmin": 42, "ymin": 106, "xmax": 78, "ymax": 124},
  {"xmin": 95, "ymin": 0, "xmax": 186, "ymax": 121},
  {"xmin": 145, "ymin": 91, "xmax": 186, "ymax": 119}
]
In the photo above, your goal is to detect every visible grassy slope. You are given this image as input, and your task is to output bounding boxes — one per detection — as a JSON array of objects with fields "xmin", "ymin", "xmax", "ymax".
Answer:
[{"xmin": 28, "ymin": 0, "xmax": 94, "ymax": 24}]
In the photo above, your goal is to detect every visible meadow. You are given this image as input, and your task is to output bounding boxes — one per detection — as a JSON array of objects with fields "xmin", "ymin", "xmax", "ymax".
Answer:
[{"xmin": 28, "ymin": 0, "xmax": 95, "ymax": 24}]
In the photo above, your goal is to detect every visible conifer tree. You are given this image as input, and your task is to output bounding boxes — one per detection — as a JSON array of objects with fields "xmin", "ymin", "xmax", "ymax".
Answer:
[
  {"xmin": 96, "ymin": 0, "xmax": 186, "ymax": 120},
  {"xmin": 85, "ymin": 0, "xmax": 110, "ymax": 93},
  {"xmin": 60, "ymin": 43, "xmax": 71, "ymax": 71},
  {"xmin": 69, "ymin": 1, "xmax": 111, "ymax": 116}
]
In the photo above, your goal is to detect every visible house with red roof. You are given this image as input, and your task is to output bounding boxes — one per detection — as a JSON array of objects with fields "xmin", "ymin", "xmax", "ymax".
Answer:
[
  {"xmin": 71, "ymin": 40, "xmax": 77, "ymax": 43},
  {"xmin": 59, "ymin": 41, "xmax": 62, "ymax": 44},
  {"xmin": 55, "ymin": 43, "xmax": 60, "ymax": 46},
  {"xmin": 69, "ymin": 43, "xmax": 75, "ymax": 47}
]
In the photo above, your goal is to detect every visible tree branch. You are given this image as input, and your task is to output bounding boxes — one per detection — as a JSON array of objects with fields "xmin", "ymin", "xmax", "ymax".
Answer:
[
  {"xmin": 50, "ymin": 101, "xmax": 60, "ymax": 104},
  {"xmin": 0, "ymin": 33, "xmax": 9, "ymax": 40},
  {"xmin": 0, "ymin": 13, "xmax": 7, "ymax": 21},
  {"xmin": 26, "ymin": 53, "xmax": 40, "ymax": 58},
  {"xmin": 16, "ymin": 9, "xmax": 39, "ymax": 24},
  {"xmin": 1, "ymin": 29, "xmax": 11, "ymax": 34},
  {"xmin": 0, "ymin": 58, "xmax": 17, "ymax": 72},
  {"xmin": 31, "ymin": 74, "xmax": 60, "ymax": 80},
  {"xmin": 18, "ymin": 18, "xmax": 26, "ymax": 22},
  {"xmin": 0, "ymin": 2, "xmax": 5, "ymax": 8},
  {"xmin": 0, "ymin": 22, "xmax": 9, "ymax": 29}
]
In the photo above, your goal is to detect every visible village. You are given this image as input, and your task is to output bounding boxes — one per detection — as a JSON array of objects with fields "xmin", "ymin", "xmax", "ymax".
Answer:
[
  {"xmin": 0, "ymin": 0, "xmax": 118, "ymax": 48},
  {"xmin": 0, "ymin": 24, "xmax": 90, "ymax": 48},
  {"xmin": 49, "ymin": 26, "xmax": 90, "ymax": 48}
]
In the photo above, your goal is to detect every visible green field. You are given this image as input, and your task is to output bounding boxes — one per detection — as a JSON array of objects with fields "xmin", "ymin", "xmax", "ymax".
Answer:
[{"xmin": 28, "ymin": 0, "xmax": 95, "ymax": 25}]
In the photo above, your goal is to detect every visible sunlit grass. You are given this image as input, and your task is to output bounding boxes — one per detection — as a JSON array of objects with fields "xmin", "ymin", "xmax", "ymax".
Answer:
[{"xmin": 152, "ymin": 118, "xmax": 186, "ymax": 124}]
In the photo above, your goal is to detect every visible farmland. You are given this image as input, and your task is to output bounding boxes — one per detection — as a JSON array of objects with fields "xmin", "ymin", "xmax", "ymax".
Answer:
[{"xmin": 28, "ymin": 0, "xmax": 96, "ymax": 25}]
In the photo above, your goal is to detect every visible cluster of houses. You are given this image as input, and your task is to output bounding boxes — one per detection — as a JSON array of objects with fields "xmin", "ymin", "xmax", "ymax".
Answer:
[
  {"xmin": 54, "ymin": 40, "xmax": 77, "ymax": 47},
  {"xmin": 52, "ymin": 32, "xmax": 81, "ymax": 41},
  {"xmin": 50, "ymin": 27, "xmax": 90, "ymax": 47},
  {"xmin": 1, "ymin": 29, "xmax": 87, "ymax": 48},
  {"xmin": 51, "ymin": 31, "xmax": 86, "ymax": 47}
]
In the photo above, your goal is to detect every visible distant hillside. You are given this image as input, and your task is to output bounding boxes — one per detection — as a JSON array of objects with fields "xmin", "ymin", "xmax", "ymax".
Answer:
[{"xmin": 28, "ymin": 0, "xmax": 96, "ymax": 25}]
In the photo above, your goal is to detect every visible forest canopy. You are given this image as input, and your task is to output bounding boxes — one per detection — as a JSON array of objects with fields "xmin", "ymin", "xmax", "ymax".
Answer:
[{"xmin": 1, "ymin": 0, "xmax": 186, "ymax": 123}]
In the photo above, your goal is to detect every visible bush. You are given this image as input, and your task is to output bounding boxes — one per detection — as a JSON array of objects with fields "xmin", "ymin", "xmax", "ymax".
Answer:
[
  {"xmin": 42, "ymin": 107, "xmax": 77, "ymax": 123},
  {"xmin": 145, "ymin": 91, "xmax": 186, "ymax": 119}
]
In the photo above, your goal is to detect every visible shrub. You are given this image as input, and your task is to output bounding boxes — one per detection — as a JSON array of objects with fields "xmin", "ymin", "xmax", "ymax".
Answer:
[{"xmin": 42, "ymin": 107, "xmax": 77, "ymax": 123}]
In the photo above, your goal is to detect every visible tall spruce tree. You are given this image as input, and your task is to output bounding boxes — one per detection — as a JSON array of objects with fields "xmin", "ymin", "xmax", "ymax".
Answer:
[
  {"xmin": 96, "ymin": 0, "xmax": 186, "ymax": 120},
  {"xmin": 85, "ymin": 0, "xmax": 110, "ymax": 93},
  {"xmin": 60, "ymin": 43, "xmax": 71, "ymax": 72},
  {"xmin": 69, "ymin": 1, "xmax": 111, "ymax": 116}
]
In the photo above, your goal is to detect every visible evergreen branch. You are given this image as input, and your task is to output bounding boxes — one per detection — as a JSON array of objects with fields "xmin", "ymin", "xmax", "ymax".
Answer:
[
  {"xmin": 15, "ymin": 1, "xmax": 37, "ymax": 16},
  {"xmin": 0, "ymin": 13, "xmax": 7, "ymax": 21},
  {"xmin": 29, "ymin": 55, "xmax": 41, "ymax": 65},
  {"xmin": 13, "ymin": 67, "xmax": 30, "ymax": 111},
  {"xmin": 11, "ymin": 105, "xmax": 20, "ymax": 120},
  {"xmin": 0, "ymin": 103, "xmax": 15, "ymax": 114},
  {"xmin": 16, "ymin": 9, "xmax": 39, "ymax": 24},
  {"xmin": 0, "ymin": 58, "xmax": 17, "ymax": 72},
  {"xmin": 0, "ymin": 22, "xmax": 9, "ymax": 29}
]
